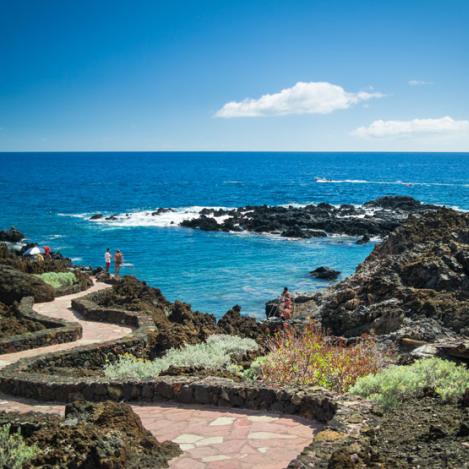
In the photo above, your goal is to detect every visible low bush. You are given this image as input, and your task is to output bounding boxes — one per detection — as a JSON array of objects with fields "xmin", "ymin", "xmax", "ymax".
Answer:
[
  {"xmin": 35, "ymin": 271, "xmax": 76, "ymax": 289},
  {"xmin": 0, "ymin": 424, "xmax": 38, "ymax": 469},
  {"xmin": 104, "ymin": 334, "xmax": 258, "ymax": 380},
  {"xmin": 253, "ymin": 324, "xmax": 387, "ymax": 393},
  {"xmin": 350, "ymin": 357, "xmax": 469, "ymax": 409},
  {"xmin": 227, "ymin": 356, "xmax": 268, "ymax": 381}
]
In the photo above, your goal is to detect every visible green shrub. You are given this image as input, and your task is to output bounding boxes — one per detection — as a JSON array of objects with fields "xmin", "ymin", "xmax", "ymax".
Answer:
[
  {"xmin": 104, "ymin": 334, "xmax": 258, "ymax": 380},
  {"xmin": 35, "ymin": 271, "xmax": 77, "ymax": 289},
  {"xmin": 0, "ymin": 424, "xmax": 38, "ymax": 469},
  {"xmin": 228, "ymin": 356, "xmax": 269, "ymax": 381},
  {"xmin": 350, "ymin": 357, "xmax": 469, "ymax": 409}
]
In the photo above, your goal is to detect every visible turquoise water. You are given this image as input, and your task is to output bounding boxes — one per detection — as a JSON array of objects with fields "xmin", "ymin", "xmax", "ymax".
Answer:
[{"xmin": 1, "ymin": 152, "xmax": 468, "ymax": 318}]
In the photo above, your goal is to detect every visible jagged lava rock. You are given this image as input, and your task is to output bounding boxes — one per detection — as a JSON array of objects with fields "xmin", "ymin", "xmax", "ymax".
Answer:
[
  {"xmin": 0, "ymin": 401, "xmax": 181, "ymax": 468},
  {"xmin": 318, "ymin": 208, "xmax": 469, "ymax": 341},
  {"xmin": 218, "ymin": 305, "xmax": 270, "ymax": 343},
  {"xmin": 0, "ymin": 227, "xmax": 24, "ymax": 243},
  {"xmin": 310, "ymin": 266, "xmax": 341, "ymax": 280},
  {"xmin": 178, "ymin": 196, "xmax": 439, "ymax": 238},
  {"xmin": 0, "ymin": 265, "xmax": 54, "ymax": 304}
]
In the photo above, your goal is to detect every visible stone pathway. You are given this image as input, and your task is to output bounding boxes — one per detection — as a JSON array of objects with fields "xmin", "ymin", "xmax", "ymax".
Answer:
[
  {"xmin": 0, "ymin": 281, "xmax": 130, "ymax": 368},
  {"xmin": 0, "ymin": 395, "xmax": 318, "ymax": 469},
  {"xmin": 0, "ymin": 282, "xmax": 319, "ymax": 468}
]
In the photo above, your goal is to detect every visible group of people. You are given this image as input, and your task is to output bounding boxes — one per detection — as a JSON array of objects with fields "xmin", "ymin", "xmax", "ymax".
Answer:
[
  {"xmin": 27, "ymin": 244, "xmax": 52, "ymax": 262},
  {"xmin": 104, "ymin": 248, "xmax": 124, "ymax": 278}
]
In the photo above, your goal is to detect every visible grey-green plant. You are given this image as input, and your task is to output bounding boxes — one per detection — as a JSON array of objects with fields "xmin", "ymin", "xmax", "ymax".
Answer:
[
  {"xmin": 228, "ymin": 356, "xmax": 269, "ymax": 381},
  {"xmin": 104, "ymin": 334, "xmax": 258, "ymax": 380},
  {"xmin": 350, "ymin": 357, "xmax": 469, "ymax": 409},
  {"xmin": 0, "ymin": 424, "xmax": 38, "ymax": 469},
  {"xmin": 243, "ymin": 355, "xmax": 268, "ymax": 380},
  {"xmin": 35, "ymin": 271, "xmax": 77, "ymax": 289}
]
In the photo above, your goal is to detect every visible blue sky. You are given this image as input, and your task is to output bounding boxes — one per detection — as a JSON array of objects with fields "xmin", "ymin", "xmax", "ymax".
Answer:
[{"xmin": 0, "ymin": 0, "xmax": 468, "ymax": 151}]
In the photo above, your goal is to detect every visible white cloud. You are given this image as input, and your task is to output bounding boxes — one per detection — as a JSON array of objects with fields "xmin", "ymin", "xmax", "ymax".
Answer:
[
  {"xmin": 215, "ymin": 81, "xmax": 383, "ymax": 118},
  {"xmin": 408, "ymin": 80, "xmax": 433, "ymax": 86},
  {"xmin": 352, "ymin": 116, "xmax": 469, "ymax": 138}
]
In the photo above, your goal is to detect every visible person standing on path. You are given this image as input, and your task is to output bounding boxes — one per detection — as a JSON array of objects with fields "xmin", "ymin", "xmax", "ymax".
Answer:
[
  {"xmin": 114, "ymin": 249, "xmax": 123, "ymax": 279},
  {"xmin": 104, "ymin": 248, "xmax": 111, "ymax": 273}
]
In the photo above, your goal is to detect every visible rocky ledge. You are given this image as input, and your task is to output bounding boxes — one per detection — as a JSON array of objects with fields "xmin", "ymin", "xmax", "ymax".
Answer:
[
  {"xmin": 0, "ymin": 401, "xmax": 181, "ymax": 468},
  {"xmin": 306, "ymin": 207, "xmax": 469, "ymax": 350},
  {"xmin": 178, "ymin": 196, "xmax": 439, "ymax": 238},
  {"xmin": 88, "ymin": 277, "xmax": 272, "ymax": 356}
]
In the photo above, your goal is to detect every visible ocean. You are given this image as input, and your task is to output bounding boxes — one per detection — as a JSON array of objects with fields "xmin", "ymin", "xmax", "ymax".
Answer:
[{"xmin": 1, "ymin": 152, "xmax": 468, "ymax": 318}]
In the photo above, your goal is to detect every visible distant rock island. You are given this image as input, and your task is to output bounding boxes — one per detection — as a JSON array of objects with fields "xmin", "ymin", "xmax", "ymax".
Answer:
[{"xmin": 89, "ymin": 196, "xmax": 441, "ymax": 239}]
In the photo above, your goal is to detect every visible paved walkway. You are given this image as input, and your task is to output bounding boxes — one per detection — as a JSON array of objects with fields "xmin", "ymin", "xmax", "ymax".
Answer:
[
  {"xmin": 0, "ymin": 282, "xmax": 319, "ymax": 468},
  {"xmin": 0, "ymin": 281, "xmax": 130, "ymax": 368}
]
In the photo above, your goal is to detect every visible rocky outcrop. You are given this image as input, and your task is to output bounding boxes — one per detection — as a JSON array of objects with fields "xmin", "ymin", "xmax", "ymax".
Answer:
[
  {"xmin": 0, "ymin": 227, "xmax": 24, "ymax": 243},
  {"xmin": 0, "ymin": 300, "xmax": 46, "ymax": 338},
  {"xmin": 310, "ymin": 267, "xmax": 341, "ymax": 280},
  {"xmin": 0, "ymin": 265, "xmax": 54, "ymax": 304},
  {"xmin": 0, "ymin": 401, "xmax": 181, "ymax": 468},
  {"xmin": 177, "ymin": 196, "xmax": 438, "ymax": 238},
  {"xmin": 317, "ymin": 208, "xmax": 469, "ymax": 343},
  {"xmin": 0, "ymin": 242, "xmax": 73, "ymax": 275},
  {"xmin": 218, "ymin": 305, "xmax": 270, "ymax": 343},
  {"xmin": 92, "ymin": 276, "xmax": 219, "ymax": 355},
  {"xmin": 316, "ymin": 395, "xmax": 469, "ymax": 469}
]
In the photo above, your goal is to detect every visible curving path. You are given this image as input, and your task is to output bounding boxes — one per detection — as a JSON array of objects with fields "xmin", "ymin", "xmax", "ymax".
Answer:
[
  {"xmin": 0, "ymin": 281, "xmax": 130, "ymax": 368},
  {"xmin": 0, "ymin": 282, "xmax": 320, "ymax": 468}
]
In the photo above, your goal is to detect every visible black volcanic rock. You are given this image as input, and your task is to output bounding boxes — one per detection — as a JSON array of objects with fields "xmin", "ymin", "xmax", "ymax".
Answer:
[
  {"xmin": 356, "ymin": 235, "xmax": 371, "ymax": 244},
  {"xmin": 90, "ymin": 214, "xmax": 103, "ymax": 220},
  {"xmin": 0, "ymin": 265, "xmax": 54, "ymax": 304},
  {"xmin": 0, "ymin": 401, "xmax": 181, "ymax": 468},
  {"xmin": 181, "ymin": 215, "xmax": 220, "ymax": 231},
  {"xmin": 175, "ymin": 196, "xmax": 439, "ymax": 239},
  {"xmin": 310, "ymin": 267, "xmax": 341, "ymax": 280},
  {"xmin": 218, "ymin": 305, "xmax": 270, "ymax": 343},
  {"xmin": 364, "ymin": 195, "xmax": 427, "ymax": 210},
  {"xmin": 317, "ymin": 208, "xmax": 469, "ymax": 341},
  {"xmin": 152, "ymin": 208, "xmax": 175, "ymax": 216},
  {"xmin": 0, "ymin": 227, "xmax": 24, "ymax": 243}
]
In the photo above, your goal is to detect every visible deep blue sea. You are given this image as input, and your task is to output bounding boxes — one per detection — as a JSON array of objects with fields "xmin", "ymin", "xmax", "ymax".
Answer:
[{"xmin": 1, "ymin": 152, "xmax": 468, "ymax": 318}]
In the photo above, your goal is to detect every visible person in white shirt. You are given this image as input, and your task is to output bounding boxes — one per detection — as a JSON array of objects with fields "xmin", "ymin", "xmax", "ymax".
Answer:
[{"xmin": 104, "ymin": 248, "xmax": 111, "ymax": 273}]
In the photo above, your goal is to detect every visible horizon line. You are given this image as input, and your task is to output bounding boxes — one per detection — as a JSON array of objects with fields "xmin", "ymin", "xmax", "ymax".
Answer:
[{"xmin": 1, "ymin": 150, "xmax": 469, "ymax": 154}]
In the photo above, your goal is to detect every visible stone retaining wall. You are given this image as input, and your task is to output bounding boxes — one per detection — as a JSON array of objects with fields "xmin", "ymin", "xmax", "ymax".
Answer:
[
  {"xmin": 0, "ymin": 291, "xmax": 377, "ymax": 468},
  {"xmin": 0, "ymin": 297, "xmax": 82, "ymax": 354}
]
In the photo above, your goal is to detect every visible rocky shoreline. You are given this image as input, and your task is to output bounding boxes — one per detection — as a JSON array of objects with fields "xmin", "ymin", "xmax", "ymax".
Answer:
[
  {"xmin": 295, "ymin": 207, "xmax": 469, "ymax": 357},
  {"xmin": 0, "ymin": 198, "xmax": 468, "ymax": 468},
  {"xmin": 88, "ymin": 195, "xmax": 441, "ymax": 239}
]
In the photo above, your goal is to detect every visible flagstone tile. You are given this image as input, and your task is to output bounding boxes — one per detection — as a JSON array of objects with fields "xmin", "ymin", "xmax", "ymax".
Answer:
[{"xmin": 209, "ymin": 416, "xmax": 235, "ymax": 426}]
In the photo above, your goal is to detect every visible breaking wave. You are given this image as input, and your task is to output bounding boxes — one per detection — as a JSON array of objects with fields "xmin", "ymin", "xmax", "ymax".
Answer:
[
  {"xmin": 314, "ymin": 177, "xmax": 469, "ymax": 187},
  {"xmin": 61, "ymin": 206, "xmax": 233, "ymax": 228}
]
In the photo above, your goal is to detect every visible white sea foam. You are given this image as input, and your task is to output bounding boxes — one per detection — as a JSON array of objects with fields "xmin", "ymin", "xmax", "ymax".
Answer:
[
  {"xmin": 57, "ymin": 212, "xmax": 89, "ymax": 219},
  {"xmin": 314, "ymin": 178, "xmax": 469, "ymax": 187},
  {"xmin": 70, "ymin": 257, "xmax": 83, "ymax": 262},
  {"xmin": 61, "ymin": 200, "xmax": 466, "ymax": 237},
  {"xmin": 71, "ymin": 206, "xmax": 233, "ymax": 228}
]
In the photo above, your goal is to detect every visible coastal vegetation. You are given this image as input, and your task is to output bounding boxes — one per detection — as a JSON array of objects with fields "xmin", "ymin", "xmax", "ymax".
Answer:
[
  {"xmin": 240, "ymin": 324, "xmax": 388, "ymax": 392},
  {"xmin": 0, "ymin": 424, "xmax": 38, "ymax": 469},
  {"xmin": 34, "ymin": 271, "xmax": 77, "ymax": 290},
  {"xmin": 104, "ymin": 334, "xmax": 258, "ymax": 380},
  {"xmin": 350, "ymin": 357, "xmax": 469, "ymax": 409}
]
